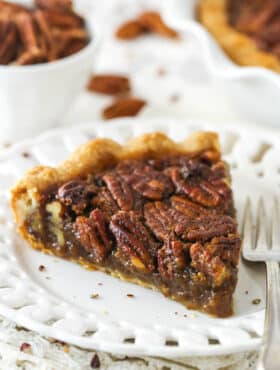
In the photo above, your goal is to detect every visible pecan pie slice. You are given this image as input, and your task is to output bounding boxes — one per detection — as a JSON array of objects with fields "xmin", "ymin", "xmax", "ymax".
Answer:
[
  {"xmin": 198, "ymin": 0, "xmax": 280, "ymax": 73},
  {"xmin": 11, "ymin": 132, "xmax": 241, "ymax": 317}
]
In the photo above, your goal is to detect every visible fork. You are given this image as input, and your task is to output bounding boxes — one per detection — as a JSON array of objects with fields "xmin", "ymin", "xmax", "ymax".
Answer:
[{"xmin": 242, "ymin": 197, "xmax": 280, "ymax": 370}]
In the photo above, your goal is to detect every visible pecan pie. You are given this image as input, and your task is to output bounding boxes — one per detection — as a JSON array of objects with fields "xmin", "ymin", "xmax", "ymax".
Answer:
[
  {"xmin": 198, "ymin": 0, "xmax": 280, "ymax": 72},
  {"xmin": 11, "ymin": 132, "xmax": 241, "ymax": 317}
]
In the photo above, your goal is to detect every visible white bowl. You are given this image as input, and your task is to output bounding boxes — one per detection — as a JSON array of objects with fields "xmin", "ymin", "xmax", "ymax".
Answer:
[
  {"xmin": 0, "ymin": 20, "xmax": 98, "ymax": 141},
  {"xmin": 164, "ymin": 0, "xmax": 280, "ymax": 128}
]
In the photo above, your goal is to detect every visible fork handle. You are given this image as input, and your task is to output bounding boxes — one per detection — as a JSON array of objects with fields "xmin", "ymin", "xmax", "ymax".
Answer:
[{"xmin": 257, "ymin": 261, "xmax": 280, "ymax": 370}]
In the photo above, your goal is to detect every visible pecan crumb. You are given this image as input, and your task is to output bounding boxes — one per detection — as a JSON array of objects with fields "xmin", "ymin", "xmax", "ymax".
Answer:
[
  {"xmin": 38, "ymin": 264, "xmax": 46, "ymax": 271},
  {"xmin": 174, "ymin": 311, "xmax": 178, "ymax": 315},
  {"xmin": 90, "ymin": 354, "xmax": 101, "ymax": 369},
  {"xmin": 20, "ymin": 342, "xmax": 31, "ymax": 352},
  {"xmin": 90, "ymin": 294, "xmax": 99, "ymax": 299},
  {"xmin": 126, "ymin": 293, "xmax": 134, "ymax": 298},
  {"xmin": 252, "ymin": 298, "xmax": 261, "ymax": 305},
  {"xmin": 183, "ymin": 314, "xmax": 188, "ymax": 318},
  {"xmin": 245, "ymin": 290, "xmax": 249, "ymax": 295},
  {"xmin": 169, "ymin": 94, "xmax": 180, "ymax": 103},
  {"xmin": 97, "ymin": 282, "xmax": 103, "ymax": 286},
  {"xmin": 102, "ymin": 97, "xmax": 146, "ymax": 120},
  {"xmin": 87, "ymin": 74, "xmax": 131, "ymax": 96}
]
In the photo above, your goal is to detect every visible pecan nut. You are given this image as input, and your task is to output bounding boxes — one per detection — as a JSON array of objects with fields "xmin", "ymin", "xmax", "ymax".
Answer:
[
  {"xmin": 175, "ymin": 215, "xmax": 237, "ymax": 242},
  {"xmin": 190, "ymin": 235, "xmax": 241, "ymax": 286},
  {"xmin": 103, "ymin": 172, "xmax": 133, "ymax": 211},
  {"xmin": 102, "ymin": 97, "xmax": 146, "ymax": 120},
  {"xmin": 75, "ymin": 209, "xmax": 113, "ymax": 263},
  {"xmin": 123, "ymin": 166, "xmax": 174, "ymax": 200},
  {"xmin": 138, "ymin": 11, "xmax": 178, "ymax": 39},
  {"xmin": 115, "ymin": 20, "xmax": 147, "ymax": 39},
  {"xmin": 87, "ymin": 74, "xmax": 131, "ymax": 96},
  {"xmin": 157, "ymin": 239, "xmax": 187, "ymax": 280},
  {"xmin": 57, "ymin": 180, "xmax": 97, "ymax": 214},
  {"xmin": 92, "ymin": 188, "xmax": 119, "ymax": 220},
  {"xmin": 110, "ymin": 211, "xmax": 157, "ymax": 272}
]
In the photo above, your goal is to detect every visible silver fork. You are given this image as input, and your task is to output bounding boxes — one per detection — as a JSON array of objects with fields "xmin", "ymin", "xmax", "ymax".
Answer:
[{"xmin": 242, "ymin": 197, "xmax": 280, "ymax": 370}]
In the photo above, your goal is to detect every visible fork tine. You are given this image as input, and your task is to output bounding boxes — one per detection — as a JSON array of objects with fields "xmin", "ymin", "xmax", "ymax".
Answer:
[
  {"xmin": 242, "ymin": 197, "xmax": 254, "ymax": 254},
  {"xmin": 255, "ymin": 197, "xmax": 267, "ymax": 251},
  {"xmin": 271, "ymin": 197, "xmax": 280, "ymax": 249}
]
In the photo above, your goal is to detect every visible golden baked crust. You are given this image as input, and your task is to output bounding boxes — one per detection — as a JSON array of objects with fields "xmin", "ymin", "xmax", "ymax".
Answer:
[
  {"xmin": 198, "ymin": 0, "xmax": 280, "ymax": 73},
  {"xmin": 10, "ymin": 131, "xmax": 219, "ymax": 269}
]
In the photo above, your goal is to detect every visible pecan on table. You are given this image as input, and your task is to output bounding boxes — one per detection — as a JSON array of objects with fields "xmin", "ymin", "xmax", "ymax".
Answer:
[
  {"xmin": 157, "ymin": 239, "xmax": 187, "ymax": 280},
  {"xmin": 102, "ymin": 97, "xmax": 146, "ymax": 120},
  {"xmin": 75, "ymin": 209, "xmax": 113, "ymax": 263},
  {"xmin": 110, "ymin": 211, "xmax": 158, "ymax": 272},
  {"xmin": 57, "ymin": 180, "xmax": 97, "ymax": 214},
  {"xmin": 87, "ymin": 74, "xmax": 131, "ymax": 96},
  {"xmin": 103, "ymin": 172, "xmax": 133, "ymax": 211}
]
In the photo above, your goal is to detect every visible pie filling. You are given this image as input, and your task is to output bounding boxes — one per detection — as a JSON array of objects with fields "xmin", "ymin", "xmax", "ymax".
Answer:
[
  {"xmin": 228, "ymin": 0, "xmax": 280, "ymax": 58},
  {"xmin": 23, "ymin": 151, "xmax": 240, "ymax": 317}
]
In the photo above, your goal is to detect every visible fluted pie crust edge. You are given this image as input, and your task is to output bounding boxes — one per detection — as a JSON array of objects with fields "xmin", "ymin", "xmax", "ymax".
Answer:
[{"xmin": 198, "ymin": 0, "xmax": 280, "ymax": 73}]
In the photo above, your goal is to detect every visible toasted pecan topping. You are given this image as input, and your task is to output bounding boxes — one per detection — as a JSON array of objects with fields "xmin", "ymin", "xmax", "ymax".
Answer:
[
  {"xmin": 103, "ymin": 172, "xmax": 134, "ymax": 211},
  {"xmin": 190, "ymin": 235, "xmax": 240, "ymax": 286},
  {"xmin": 92, "ymin": 189, "xmax": 119, "ymax": 220},
  {"xmin": 157, "ymin": 239, "xmax": 187, "ymax": 280},
  {"xmin": 102, "ymin": 97, "xmax": 146, "ymax": 120},
  {"xmin": 57, "ymin": 180, "xmax": 97, "ymax": 214},
  {"xmin": 110, "ymin": 211, "xmax": 157, "ymax": 272},
  {"xmin": 87, "ymin": 74, "xmax": 131, "ymax": 96},
  {"xmin": 75, "ymin": 209, "xmax": 113, "ymax": 263}
]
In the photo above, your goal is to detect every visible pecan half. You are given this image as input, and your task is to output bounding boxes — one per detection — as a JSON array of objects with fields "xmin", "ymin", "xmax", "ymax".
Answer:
[
  {"xmin": 92, "ymin": 188, "xmax": 119, "ymax": 220},
  {"xmin": 138, "ymin": 11, "xmax": 178, "ymax": 39},
  {"xmin": 0, "ymin": 18, "xmax": 18, "ymax": 64},
  {"xmin": 170, "ymin": 163, "xmax": 224, "ymax": 207},
  {"xmin": 87, "ymin": 74, "xmax": 131, "ymax": 96},
  {"xmin": 190, "ymin": 235, "xmax": 241, "ymax": 286},
  {"xmin": 115, "ymin": 20, "xmax": 147, "ymax": 39},
  {"xmin": 57, "ymin": 180, "xmax": 97, "ymax": 214},
  {"xmin": 35, "ymin": 0, "xmax": 73, "ymax": 12},
  {"xmin": 103, "ymin": 172, "xmax": 133, "ymax": 211},
  {"xmin": 157, "ymin": 239, "xmax": 187, "ymax": 280},
  {"xmin": 123, "ymin": 166, "xmax": 174, "ymax": 200},
  {"xmin": 34, "ymin": 10, "xmax": 56, "ymax": 61},
  {"xmin": 103, "ymin": 97, "xmax": 146, "ymax": 120},
  {"xmin": 171, "ymin": 195, "xmax": 209, "ymax": 218},
  {"xmin": 175, "ymin": 215, "xmax": 237, "ymax": 242},
  {"xmin": 144, "ymin": 202, "xmax": 176, "ymax": 241},
  {"xmin": 110, "ymin": 211, "xmax": 157, "ymax": 272},
  {"xmin": 15, "ymin": 12, "xmax": 38, "ymax": 50},
  {"xmin": 75, "ymin": 209, "xmax": 113, "ymax": 263}
]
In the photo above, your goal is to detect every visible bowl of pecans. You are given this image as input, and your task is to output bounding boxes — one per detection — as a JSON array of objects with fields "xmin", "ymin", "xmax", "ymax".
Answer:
[{"xmin": 0, "ymin": 0, "xmax": 98, "ymax": 141}]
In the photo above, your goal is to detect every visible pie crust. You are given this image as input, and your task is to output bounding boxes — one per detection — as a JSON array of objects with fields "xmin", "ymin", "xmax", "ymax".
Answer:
[
  {"xmin": 198, "ymin": 0, "xmax": 280, "ymax": 73},
  {"xmin": 11, "ymin": 132, "xmax": 241, "ymax": 317}
]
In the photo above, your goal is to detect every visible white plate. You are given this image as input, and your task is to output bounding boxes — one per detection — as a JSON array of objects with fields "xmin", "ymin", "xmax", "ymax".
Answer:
[
  {"xmin": 0, "ymin": 117, "xmax": 279, "ymax": 358},
  {"xmin": 163, "ymin": 0, "xmax": 280, "ymax": 128}
]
